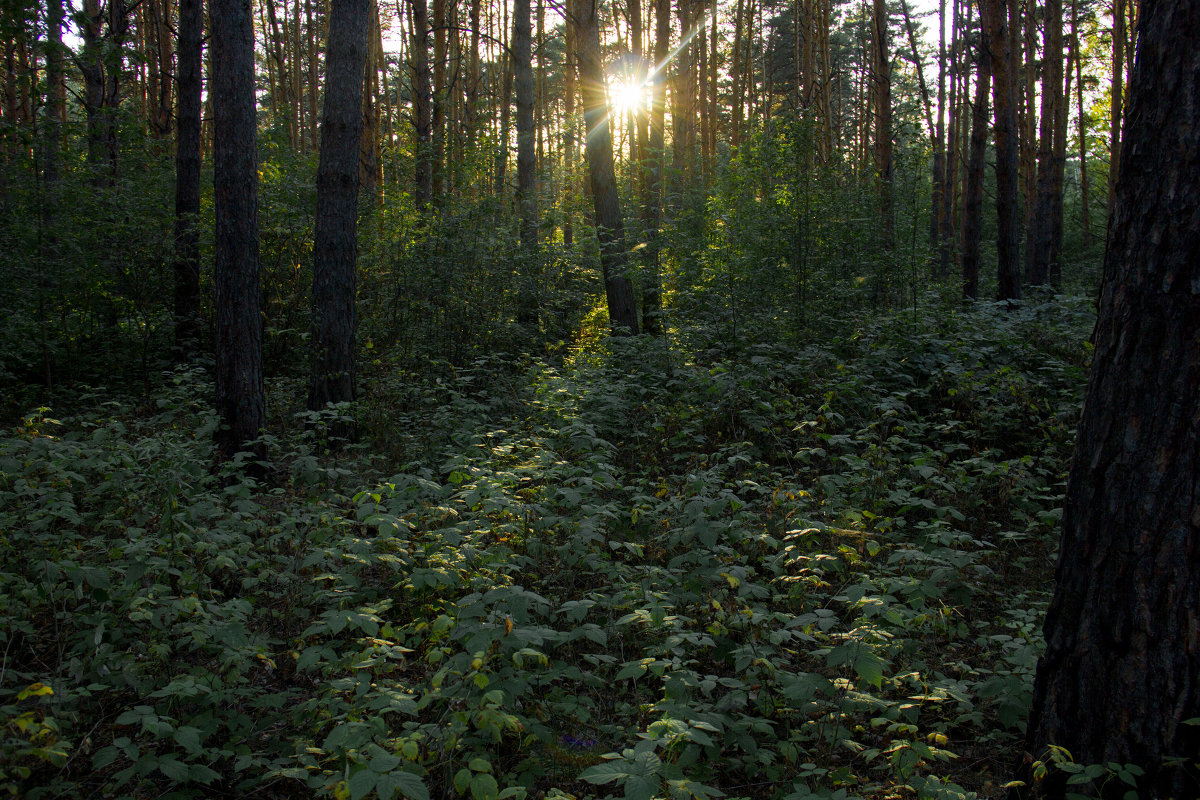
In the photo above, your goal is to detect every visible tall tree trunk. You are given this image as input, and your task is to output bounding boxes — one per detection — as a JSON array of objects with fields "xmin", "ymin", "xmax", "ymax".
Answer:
[
  {"xmin": 409, "ymin": 0, "xmax": 433, "ymax": 207},
  {"xmin": 639, "ymin": 0, "xmax": 671, "ymax": 335},
  {"xmin": 1106, "ymin": 0, "xmax": 1123, "ymax": 210},
  {"xmin": 1023, "ymin": 0, "xmax": 1200, "ymax": 794},
  {"xmin": 562, "ymin": 12, "xmax": 576, "ymax": 246},
  {"xmin": 174, "ymin": 0, "xmax": 204, "ymax": 360},
  {"xmin": 495, "ymin": 0, "xmax": 512, "ymax": 195},
  {"xmin": 983, "ymin": 0, "xmax": 1020, "ymax": 300},
  {"xmin": 1020, "ymin": 0, "xmax": 1037, "ymax": 252},
  {"xmin": 359, "ymin": 0, "xmax": 382, "ymax": 202},
  {"xmin": 514, "ymin": 0, "xmax": 539, "ymax": 328},
  {"xmin": 934, "ymin": 0, "xmax": 950, "ymax": 276},
  {"xmin": 1026, "ymin": 0, "xmax": 1063, "ymax": 286},
  {"xmin": 309, "ymin": 0, "xmax": 370, "ymax": 441},
  {"xmin": 1048, "ymin": 5, "xmax": 1070, "ymax": 286},
  {"xmin": 1073, "ymin": 0, "xmax": 1090, "ymax": 251},
  {"xmin": 466, "ymin": 0, "xmax": 482, "ymax": 143},
  {"xmin": 38, "ymin": 0, "xmax": 65, "ymax": 393},
  {"xmin": 432, "ymin": 0, "xmax": 446, "ymax": 196},
  {"xmin": 211, "ymin": 0, "xmax": 265, "ymax": 460},
  {"xmin": 899, "ymin": 0, "xmax": 935, "ymax": 248},
  {"xmin": 871, "ymin": 0, "xmax": 894, "ymax": 250},
  {"xmin": 306, "ymin": 0, "xmax": 319, "ymax": 151},
  {"xmin": 961, "ymin": 37, "xmax": 990, "ymax": 300},
  {"xmin": 571, "ymin": 0, "xmax": 639, "ymax": 334}
]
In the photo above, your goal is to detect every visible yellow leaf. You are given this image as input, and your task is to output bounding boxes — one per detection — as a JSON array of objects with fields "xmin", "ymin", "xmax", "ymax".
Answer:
[{"xmin": 18, "ymin": 683, "xmax": 53, "ymax": 701}]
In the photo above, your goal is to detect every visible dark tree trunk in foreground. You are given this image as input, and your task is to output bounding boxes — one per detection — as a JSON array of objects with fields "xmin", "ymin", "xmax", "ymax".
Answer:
[
  {"xmin": 173, "ymin": 0, "xmax": 203, "ymax": 360},
  {"xmin": 308, "ymin": 0, "xmax": 369, "ymax": 439},
  {"xmin": 1024, "ymin": 0, "xmax": 1200, "ymax": 795},
  {"xmin": 211, "ymin": 0, "xmax": 265, "ymax": 460},
  {"xmin": 571, "ymin": 0, "xmax": 639, "ymax": 335}
]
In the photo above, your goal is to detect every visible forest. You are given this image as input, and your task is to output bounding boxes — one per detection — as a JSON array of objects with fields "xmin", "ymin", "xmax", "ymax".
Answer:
[{"xmin": 2, "ymin": 0, "xmax": 1198, "ymax": 796}]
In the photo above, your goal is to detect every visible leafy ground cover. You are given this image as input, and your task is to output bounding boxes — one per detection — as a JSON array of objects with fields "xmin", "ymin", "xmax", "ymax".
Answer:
[{"xmin": 0, "ymin": 297, "xmax": 1095, "ymax": 799}]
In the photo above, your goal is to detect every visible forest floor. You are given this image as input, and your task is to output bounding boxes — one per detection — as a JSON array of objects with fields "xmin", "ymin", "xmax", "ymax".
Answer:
[{"xmin": 0, "ymin": 295, "xmax": 1097, "ymax": 800}]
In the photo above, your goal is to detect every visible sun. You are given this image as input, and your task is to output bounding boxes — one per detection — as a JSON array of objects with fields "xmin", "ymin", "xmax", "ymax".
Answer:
[{"xmin": 608, "ymin": 77, "xmax": 648, "ymax": 115}]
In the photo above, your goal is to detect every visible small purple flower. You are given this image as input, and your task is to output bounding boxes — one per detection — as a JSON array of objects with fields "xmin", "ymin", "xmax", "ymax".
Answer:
[{"xmin": 561, "ymin": 733, "xmax": 598, "ymax": 749}]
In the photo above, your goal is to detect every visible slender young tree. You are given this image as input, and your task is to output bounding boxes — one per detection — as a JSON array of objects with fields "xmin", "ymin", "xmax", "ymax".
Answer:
[
  {"xmin": 961, "ymin": 31, "xmax": 990, "ymax": 300},
  {"xmin": 174, "ymin": 0, "xmax": 203, "ymax": 359},
  {"xmin": 1023, "ymin": 0, "xmax": 1200, "ymax": 794},
  {"xmin": 308, "ymin": 0, "xmax": 370, "ymax": 439},
  {"xmin": 211, "ymin": 0, "xmax": 265, "ymax": 460},
  {"xmin": 571, "ymin": 0, "xmax": 639, "ymax": 334}
]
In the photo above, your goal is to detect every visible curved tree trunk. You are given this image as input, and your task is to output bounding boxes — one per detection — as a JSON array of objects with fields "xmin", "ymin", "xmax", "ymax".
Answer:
[{"xmin": 1024, "ymin": 0, "xmax": 1200, "ymax": 795}]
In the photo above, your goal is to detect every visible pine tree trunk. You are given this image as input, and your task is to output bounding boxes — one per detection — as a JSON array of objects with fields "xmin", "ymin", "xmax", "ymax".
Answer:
[
  {"xmin": 961, "ymin": 38, "xmax": 990, "ymax": 300},
  {"xmin": 983, "ymin": 0, "xmax": 1020, "ymax": 300},
  {"xmin": 640, "ymin": 0, "xmax": 671, "ymax": 335},
  {"xmin": 309, "ymin": 0, "xmax": 370, "ymax": 442},
  {"xmin": 174, "ymin": 0, "xmax": 203, "ymax": 360},
  {"xmin": 211, "ymin": 0, "xmax": 265, "ymax": 460},
  {"xmin": 872, "ymin": 0, "xmax": 894, "ymax": 250},
  {"xmin": 1024, "ymin": 0, "xmax": 1200, "ymax": 793},
  {"xmin": 1072, "ymin": 0, "xmax": 1090, "ymax": 251},
  {"xmin": 409, "ymin": 0, "xmax": 433, "ymax": 206},
  {"xmin": 1106, "ymin": 0, "xmax": 1123, "ymax": 210},
  {"xmin": 1026, "ymin": 0, "xmax": 1062, "ymax": 286},
  {"xmin": 514, "ymin": 0, "xmax": 539, "ymax": 328},
  {"xmin": 571, "ymin": 0, "xmax": 639, "ymax": 335}
]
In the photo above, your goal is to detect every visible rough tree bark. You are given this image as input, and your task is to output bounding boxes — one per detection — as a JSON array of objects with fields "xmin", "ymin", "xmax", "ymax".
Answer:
[
  {"xmin": 1023, "ymin": 0, "xmax": 1200, "ymax": 795},
  {"xmin": 1026, "ymin": 0, "xmax": 1063, "ymax": 286},
  {"xmin": 211, "ymin": 0, "xmax": 265, "ymax": 460},
  {"xmin": 871, "ymin": 0, "xmax": 893, "ymax": 250},
  {"xmin": 409, "ymin": 0, "xmax": 433, "ymax": 207},
  {"xmin": 514, "ymin": 0, "xmax": 539, "ymax": 329},
  {"xmin": 173, "ymin": 0, "xmax": 203, "ymax": 360},
  {"xmin": 982, "ymin": 0, "xmax": 1020, "ymax": 300},
  {"xmin": 308, "ymin": 0, "xmax": 370, "ymax": 442},
  {"xmin": 961, "ymin": 33, "xmax": 990, "ymax": 301},
  {"xmin": 639, "ymin": 0, "xmax": 671, "ymax": 335},
  {"xmin": 571, "ymin": 0, "xmax": 639, "ymax": 334}
]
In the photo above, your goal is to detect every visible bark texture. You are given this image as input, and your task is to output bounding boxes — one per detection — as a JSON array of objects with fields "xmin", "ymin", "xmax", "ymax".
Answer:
[
  {"xmin": 961, "ymin": 38, "xmax": 990, "ymax": 300},
  {"xmin": 514, "ymin": 0, "xmax": 539, "ymax": 328},
  {"xmin": 571, "ymin": 0, "xmax": 639, "ymax": 335},
  {"xmin": 982, "ymin": 0, "xmax": 1020, "ymax": 301},
  {"xmin": 174, "ymin": 0, "xmax": 203, "ymax": 360},
  {"xmin": 211, "ymin": 0, "xmax": 265, "ymax": 460},
  {"xmin": 309, "ymin": 0, "xmax": 370, "ymax": 433},
  {"xmin": 1025, "ymin": 0, "xmax": 1200, "ymax": 794}
]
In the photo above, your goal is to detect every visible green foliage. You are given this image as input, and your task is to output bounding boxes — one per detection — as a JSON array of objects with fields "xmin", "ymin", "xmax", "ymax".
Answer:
[{"xmin": 0, "ymin": 294, "xmax": 1094, "ymax": 798}]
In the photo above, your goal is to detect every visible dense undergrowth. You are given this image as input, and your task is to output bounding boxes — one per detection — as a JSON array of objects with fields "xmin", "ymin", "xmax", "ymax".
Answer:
[{"xmin": 0, "ymin": 296, "xmax": 1094, "ymax": 799}]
